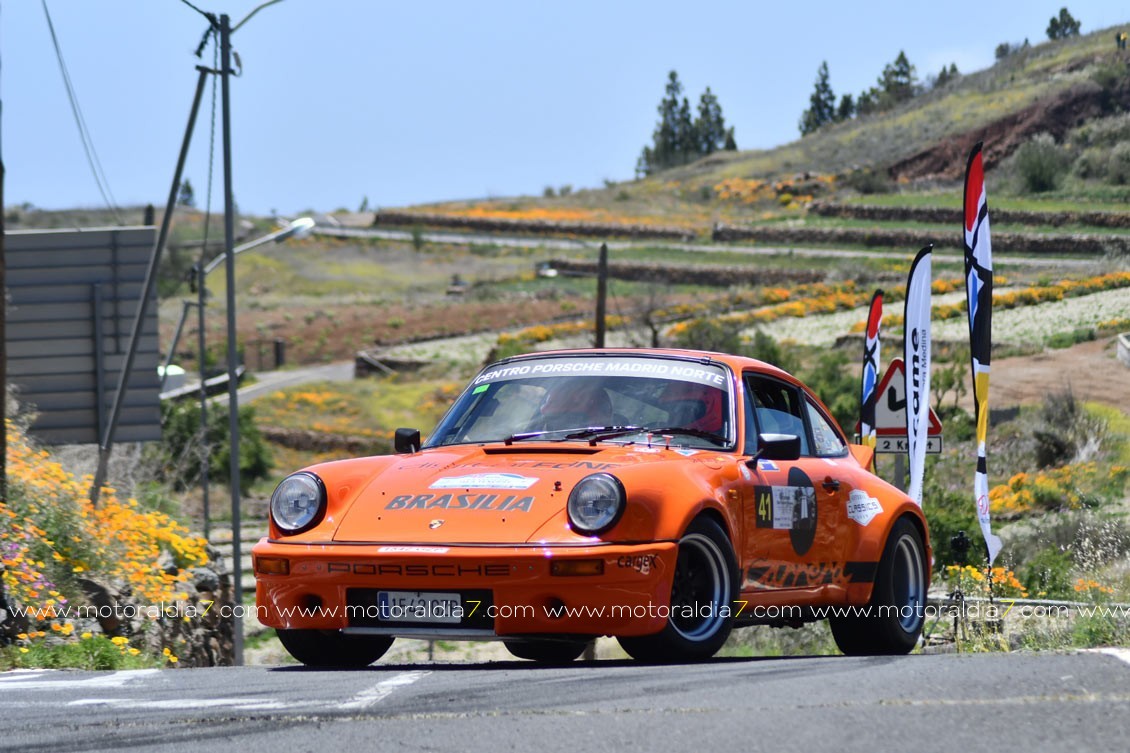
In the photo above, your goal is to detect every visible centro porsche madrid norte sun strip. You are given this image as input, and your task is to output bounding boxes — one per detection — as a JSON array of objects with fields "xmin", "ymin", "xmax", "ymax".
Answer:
[{"xmin": 253, "ymin": 349, "xmax": 930, "ymax": 665}]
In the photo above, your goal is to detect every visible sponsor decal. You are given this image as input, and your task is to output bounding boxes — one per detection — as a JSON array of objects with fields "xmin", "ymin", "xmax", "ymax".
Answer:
[
  {"xmin": 740, "ymin": 464, "xmax": 752, "ymax": 481},
  {"xmin": 753, "ymin": 485, "xmax": 817, "ymax": 531},
  {"xmin": 745, "ymin": 560, "xmax": 879, "ymax": 589},
  {"xmin": 430, "ymin": 472, "xmax": 538, "ymax": 490},
  {"xmin": 752, "ymin": 469, "xmax": 818, "ymax": 555},
  {"xmin": 429, "ymin": 519, "xmax": 445, "ymax": 529},
  {"xmin": 757, "ymin": 459, "xmax": 779, "ymax": 472},
  {"xmin": 385, "ymin": 493, "xmax": 535, "ymax": 512},
  {"xmin": 846, "ymin": 490, "xmax": 883, "ymax": 526},
  {"xmin": 461, "ymin": 460, "xmax": 620, "ymax": 471},
  {"xmin": 377, "ymin": 546, "xmax": 450, "ymax": 554},
  {"xmin": 674, "ymin": 448, "xmax": 700, "ymax": 457},
  {"xmin": 472, "ymin": 357, "xmax": 727, "ymax": 387},
  {"xmin": 616, "ymin": 554, "xmax": 659, "ymax": 574}
]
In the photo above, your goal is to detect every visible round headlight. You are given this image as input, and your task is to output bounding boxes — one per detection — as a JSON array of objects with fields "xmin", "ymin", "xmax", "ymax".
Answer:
[
  {"xmin": 567, "ymin": 473, "xmax": 625, "ymax": 535},
  {"xmin": 270, "ymin": 472, "xmax": 326, "ymax": 534}
]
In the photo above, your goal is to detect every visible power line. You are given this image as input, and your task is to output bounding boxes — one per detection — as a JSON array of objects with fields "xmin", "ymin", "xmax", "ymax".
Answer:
[{"xmin": 41, "ymin": 0, "xmax": 122, "ymax": 223}]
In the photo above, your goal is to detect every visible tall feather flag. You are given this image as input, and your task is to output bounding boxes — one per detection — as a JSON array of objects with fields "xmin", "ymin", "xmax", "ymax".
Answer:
[
  {"xmin": 963, "ymin": 142, "xmax": 1004, "ymax": 564},
  {"xmin": 859, "ymin": 290, "xmax": 884, "ymax": 458},
  {"xmin": 904, "ymin": 247, "xmax": 932, "ymax": 506}
]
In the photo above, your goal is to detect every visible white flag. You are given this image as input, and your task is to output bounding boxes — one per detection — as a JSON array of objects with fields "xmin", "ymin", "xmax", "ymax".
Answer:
[{"xmin": 904, "ymin": 246, "xmax": 932, "ymax": 505}]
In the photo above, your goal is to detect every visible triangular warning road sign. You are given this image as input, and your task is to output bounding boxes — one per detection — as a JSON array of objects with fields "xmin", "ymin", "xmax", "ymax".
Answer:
[{"xmin": 872, "ymin": 358, "xmax": 943, "ymax": 436}]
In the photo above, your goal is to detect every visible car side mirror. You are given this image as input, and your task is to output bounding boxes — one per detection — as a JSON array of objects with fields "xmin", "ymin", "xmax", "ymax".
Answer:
[
  {"xmin": 749, "ymin": 432, "xmax": 800, "ymax": 463},
  {"xmin": 394, "ymin": 428, "xmax": 421, "ymax": 454}
]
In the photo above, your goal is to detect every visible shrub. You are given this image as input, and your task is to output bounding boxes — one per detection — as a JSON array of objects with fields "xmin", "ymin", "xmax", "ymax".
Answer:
[
  {"xmin": 1106, "ymin": 142, "xmax": 1130, "ymax": 185},
  {"xmin": 155, "ymin": 401, "xmax": 272, "ymax": 493},
  {"xmin": 1072, "ymin": 147, "xmax": 1107, "ymax": 180},
  {"xmin": 1014, "ymin": 133, "xmax": 1069, "ymax": 193}
]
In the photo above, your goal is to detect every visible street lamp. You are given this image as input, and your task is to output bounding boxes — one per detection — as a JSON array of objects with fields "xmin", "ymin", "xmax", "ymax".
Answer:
[
  {"xmin": 159, "ymin": 217, "xmax": 315, "ymax": 392},
  {"xmin": 157, "ymin": 216, "xmax": 314, "ymax": 547},
  {"xmin": 201, "ymin": 216, "xmax": 314, "ymax": 275}
]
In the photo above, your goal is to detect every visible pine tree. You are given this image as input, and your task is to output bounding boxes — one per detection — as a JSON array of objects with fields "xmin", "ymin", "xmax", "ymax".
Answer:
[
  {"xmin": 637, "ymin": 71, "xmax": 734, "ymax": 175},
  {"xmin": 177, "ymin": 179, "xmax": 196, "ymax": 208},
  {"xmin": 677, "ymin": 96, "xmax": 695, "ymax": 164},
  {"xmin": 799, "ymin": 61, "xmax": 836, "ymax": 135},
  {"xmin": 836, "ymin": 93, "xmax": 855, "ymax": 122},
  {"xmin": 1047, "ymin": 7, "xmax": 1081, "ymax": 39},
  {"xmin": 878, "ymin": 51, "xmax": 917, "ymax": 106},
  {"xmin": 694, "ymin": 87, "xmax": 727, "ymax": 155},
  {"xmin": 636, "ymin": 71, "xmax": 685, "ymax": 176},
  {"xmin": 723, "ymin": 127, "xmax": 737, "ymax": 151}
]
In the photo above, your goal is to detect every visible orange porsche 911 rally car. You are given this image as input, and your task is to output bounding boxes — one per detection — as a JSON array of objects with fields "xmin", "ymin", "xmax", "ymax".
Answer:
[{"xmin": 254, "ymin": 349, "xmax": 930, "ymax": 665}]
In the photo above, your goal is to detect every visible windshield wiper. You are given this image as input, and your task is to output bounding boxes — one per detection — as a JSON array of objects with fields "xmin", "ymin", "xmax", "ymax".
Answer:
[
  {"xmin": 639, "ymin": 426, "xmax": 729, "ymax": 446},
  {"xmin": 564, "ymin": 425, "xmax": 644, "ymax": 444},
  {"xmin": 504, "ymin": 426, "xmax": 641, "ymax": 445}
]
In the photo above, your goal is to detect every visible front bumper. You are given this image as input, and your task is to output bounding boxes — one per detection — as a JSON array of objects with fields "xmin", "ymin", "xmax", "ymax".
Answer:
[{"xmin": 253, "ymin": 538, "xmax": 678, "ymax": 638}]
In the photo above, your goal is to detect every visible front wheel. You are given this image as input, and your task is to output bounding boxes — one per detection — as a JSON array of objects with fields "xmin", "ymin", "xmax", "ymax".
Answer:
[
  {"xmin": 830, "ymin": 517, "xmax": 927, "ymax": 655},
  {"xmin": 504, "ymin": 639, "xmax": 588, "ymax": 664},
  {"xmin": 618, "ymin": 516, "xmax": 737, "ymax": 663},
  {"xmin": 276, "ymin": 628, "xmax": 393, "ymax": 667}
]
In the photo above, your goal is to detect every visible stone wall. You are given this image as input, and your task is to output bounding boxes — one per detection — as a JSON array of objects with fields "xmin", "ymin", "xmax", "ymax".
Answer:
[
  {"xmin": 711, "ymin": 223, "xmax": 1129, "ymax": 256},
  {"xmin": 809, "ymin": 201, "xmax": 1130, "ymax": 229},
  {"xmin": 373, "ymin": 211, "xmax": 695, "ymax": 241},
  {"xmin": 545, "ymin": 258, "xmax": 825, "ymax": 286}
]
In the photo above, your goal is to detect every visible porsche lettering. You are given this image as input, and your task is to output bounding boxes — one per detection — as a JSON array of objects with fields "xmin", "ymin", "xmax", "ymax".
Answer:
[{"xmin": 328, "ymin": 562, "xmax": 511, "ymax": 577}]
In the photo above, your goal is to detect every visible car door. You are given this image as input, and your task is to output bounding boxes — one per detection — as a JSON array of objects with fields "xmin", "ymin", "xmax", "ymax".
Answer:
[{"xmin": 739, "ymin": 373, "xmax": 850, "ymax": 592}]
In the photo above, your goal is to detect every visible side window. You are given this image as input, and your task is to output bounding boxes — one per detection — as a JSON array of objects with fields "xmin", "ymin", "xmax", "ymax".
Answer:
[
  {"xmin": 805, "ymin": 400, "xmax": 847, "ymax": 457},
  {"xmin": 743, "ymin": 374, "xmax": 810, "ymax": 456}
]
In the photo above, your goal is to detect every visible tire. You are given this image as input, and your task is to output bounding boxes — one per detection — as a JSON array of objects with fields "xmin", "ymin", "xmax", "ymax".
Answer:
[
  {"xmin": 830, "ymin": 517, "xmax": 927, "ymax": 656},
  {"xmin": 617, "ymin": 516, "xmax": 737, "ymax": 663},
  {"xmin": 504, "ymin": 639, "xmax": 588, "ymax": 664},
  {"xmin": 276, "ymin": 628, "xmax": 393, "ymax": 667}
]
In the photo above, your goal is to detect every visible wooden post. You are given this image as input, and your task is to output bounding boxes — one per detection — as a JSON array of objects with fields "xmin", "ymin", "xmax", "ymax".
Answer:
[{"xmin": 594, "ymin": 243, "xmax": 608, "ymax": 348}]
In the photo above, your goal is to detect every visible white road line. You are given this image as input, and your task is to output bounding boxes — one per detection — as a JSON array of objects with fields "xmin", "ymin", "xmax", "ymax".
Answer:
[
  {"xmin": 1087, "ymin": 647, "xmax": 1130, "ymax": 667},
  {"xmin": 69, "ymin": 697, "xmax": 292, "ymax": 711},
  {"xmin": 0, "ymin": 669, "xmax": 160, "ymax": 691},
  {"xmin": 338, "ymin": 671, "xmax": 429, "ymax": 711}
]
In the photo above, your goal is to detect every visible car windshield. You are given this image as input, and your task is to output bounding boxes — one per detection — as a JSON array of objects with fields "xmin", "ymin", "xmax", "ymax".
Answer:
[{"xmin": 426, "ymin": 355, "xmax": 734, "ymax": 450}]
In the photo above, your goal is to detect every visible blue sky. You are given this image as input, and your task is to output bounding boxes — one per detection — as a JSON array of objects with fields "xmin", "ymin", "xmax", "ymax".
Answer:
[{"xmin": 3, "ymin": 1, "xmax": 1127, "ymax": 216}]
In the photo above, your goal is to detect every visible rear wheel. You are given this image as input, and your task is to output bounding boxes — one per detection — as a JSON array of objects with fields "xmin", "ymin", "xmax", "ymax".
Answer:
[
  {"xmin": 618, "ymin": 516, "xmax": 737, "ymax": 663},
  {"xmin": 830, "ymin": 517, "xmax": 927, "ymax": 655},
  {"xmin": 276, "ymin": 628, "xmax": 393, "ymax": 667},
  {"xmin": 504, "ymin": 639, "xmax": 588, "ymax": 664}
]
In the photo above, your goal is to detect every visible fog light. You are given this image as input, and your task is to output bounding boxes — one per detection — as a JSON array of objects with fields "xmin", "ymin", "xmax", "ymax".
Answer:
[
  {"xmin": 551, "ymin": 559, "xmax": 604, "ymax": 576},
  {"xmin": 255, "ymin": 557, "xmax": 290, "ymax": 575}
]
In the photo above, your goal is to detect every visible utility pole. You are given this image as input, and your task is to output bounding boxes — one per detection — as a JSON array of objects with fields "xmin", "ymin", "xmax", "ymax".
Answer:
[
  {"xmin": 90, "ymin": 68, "xmax": 210, "ymax": 505},
  {"xmin": 220, "ymin": 14, "xmax": 244, "ymax": 667}
]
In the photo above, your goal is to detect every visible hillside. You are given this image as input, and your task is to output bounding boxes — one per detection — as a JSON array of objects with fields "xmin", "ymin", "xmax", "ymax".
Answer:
[{"xmin": 405, "ymin": 24, "xmax": 1130, "ymax": 230}]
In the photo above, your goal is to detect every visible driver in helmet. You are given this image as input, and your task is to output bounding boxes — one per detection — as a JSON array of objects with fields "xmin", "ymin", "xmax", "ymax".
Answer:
[{"xmin": 536, "ymin": 379, "xmax": 613, "ymax": 431}]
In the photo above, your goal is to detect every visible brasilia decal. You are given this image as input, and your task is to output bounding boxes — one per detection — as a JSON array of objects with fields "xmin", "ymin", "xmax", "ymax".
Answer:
[{"xmin": 385, "ymin": 493, "xmax": 535, "ymax": 512}]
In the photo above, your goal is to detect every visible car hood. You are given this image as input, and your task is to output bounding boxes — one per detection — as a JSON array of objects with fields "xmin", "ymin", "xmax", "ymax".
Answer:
[{"xmin": 330, "ymin": 442, "xmax": 709, "ymax": 544}]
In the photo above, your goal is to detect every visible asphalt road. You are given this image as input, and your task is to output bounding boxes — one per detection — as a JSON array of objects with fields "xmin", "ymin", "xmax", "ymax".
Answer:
[{"xmin": 2, "ymin": 650, "xmax": 1128, "ymax": 752}]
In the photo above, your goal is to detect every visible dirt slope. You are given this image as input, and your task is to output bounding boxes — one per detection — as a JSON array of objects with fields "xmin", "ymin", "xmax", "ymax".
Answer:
[{"xmin": 980, "ymin": 336, "xmax": 1130, "ymax": 410}]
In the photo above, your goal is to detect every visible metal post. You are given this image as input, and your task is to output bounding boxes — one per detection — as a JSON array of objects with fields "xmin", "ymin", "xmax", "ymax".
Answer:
[
  {"xmin": 160, "ymin": 300, "xmax": 195, "ymax": 390},
  {"xmin": 220, "ymin": 14, "xmax": 244, "ymax": 666},
  {"xmin": 90, "ymin": 66, "xmax": 210, "ymax": 505},
  {"xmin": 197, "ymin": 262, "xmax": 210, "ymax": 540},
  {"xmin": 594, "ymin": 242, "xmax": 608, "ymax": 348}
]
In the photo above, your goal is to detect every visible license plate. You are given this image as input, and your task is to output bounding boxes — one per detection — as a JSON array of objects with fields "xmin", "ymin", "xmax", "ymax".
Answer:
[{"xmin": 376, "ymin": 591, "xmax": 462, "ymax": 624}]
